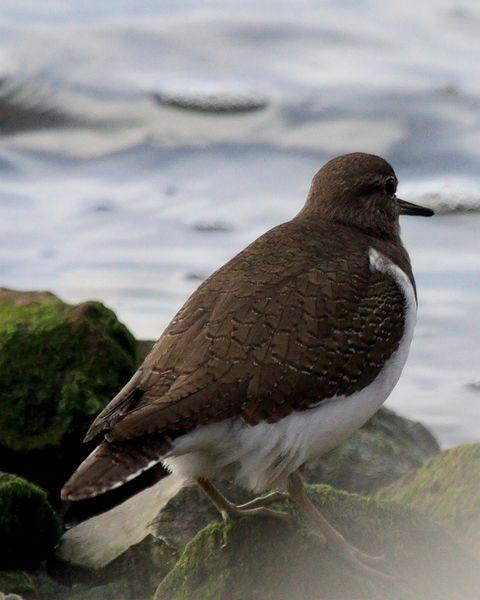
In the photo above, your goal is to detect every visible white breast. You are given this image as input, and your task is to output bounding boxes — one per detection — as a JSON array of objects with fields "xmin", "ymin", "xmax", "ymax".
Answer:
[{"xmin": 163, "ymin": 247, "xmax": 417, "ymax": 493}]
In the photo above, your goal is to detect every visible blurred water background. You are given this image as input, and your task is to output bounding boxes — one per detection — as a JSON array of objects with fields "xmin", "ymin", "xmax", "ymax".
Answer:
[{"xmin": 0, "ymin": 0, "xmax": 479, "ymax": 447}]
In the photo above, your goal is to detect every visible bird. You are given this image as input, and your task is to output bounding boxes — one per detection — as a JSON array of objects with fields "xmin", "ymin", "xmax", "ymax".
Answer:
[{"xmin": 62, "ymin": 152, "xmax": 434, "ymax": 580}]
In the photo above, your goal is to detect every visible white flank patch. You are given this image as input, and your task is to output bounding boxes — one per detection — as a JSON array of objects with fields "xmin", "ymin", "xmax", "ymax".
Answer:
[{"xmin": 164, "ymin": 247, "xmax": 417, "ymax": 493}]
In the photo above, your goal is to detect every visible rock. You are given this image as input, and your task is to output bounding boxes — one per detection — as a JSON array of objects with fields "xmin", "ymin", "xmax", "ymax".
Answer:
[
  {"xmin": 73, "ymin": 584, "xmax": 129, "ymax": 600},
  {"xmin": 0, "ymin": 288, "xmax": 137, "ymax": 498},
  {"xmin": 95, "ymin": 535, "xmax": 178, "ymax": 599},
  {"xmin": 0, "ymin": 571, "xmax": 34, "ymax": 597},
  {"xmin": 155, "ymin": 484, "xmax": 480, "ymax": 600},
  {"xmin": 377, "ymin": 443, "xmax": 480, "ymax": 560},
  {"xmin": 57, "ymin": 473, "xmax": 184, "ymax": 569},
  {"xmin": 51, "ymin": 535, "xmax": 176, "ymax": 600},
  {"xmin": 0, "ymin": 473, "xmax": 61, "ymax": 569},
  {"xmin": 152, "ymin": 484, "xmax": 219, "ymax": 550},
  {"xmin": 0, "ymin": 558, "xmax": 159, "ymax": 599},
  {"xmin": 54, "ymin": 581, "xmax": 132, "ymax": 600},
  {"xmin": 306, "ymin": 406, "xmax": 440, "ymax": 495},
  {"xmin": 45, "ymin": 575, "xmax": 157, "ymax": 600},
  {"xmin": 0, "ymin": 569, "xmax": 67, "ymax": 599},
  {"xmin": 151, "ymin": 480, "xmax": 249, "ymax": 552}
]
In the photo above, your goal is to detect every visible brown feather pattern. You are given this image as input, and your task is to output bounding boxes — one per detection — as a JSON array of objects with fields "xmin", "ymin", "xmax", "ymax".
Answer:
[
  {"xmin": 86, "ymin": 216, "xmax": 412, "ymax": 443},
  {"xmin": 62, "ymin": 436, "xmax": 172, "ymax": 500}
]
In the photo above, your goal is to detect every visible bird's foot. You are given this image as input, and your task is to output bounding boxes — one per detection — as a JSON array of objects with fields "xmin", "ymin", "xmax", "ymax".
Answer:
[
  {"xmin": 307, "ymin": 528, "xmax": 392, "ymax": 581},
  {"xmin": 287, "ymin": 471, "xmax": 393, "ymax": 583},
  {"xmin": 236, "ymin": 491, "xmax": 289, "ymax": 510},
  {"xmin": 349, "ymin": 544, "xmax": 385, "ymax": 568},
  {"xmin": 220, "ymin": 502, "xmax": 292, "ymax": 525},
  {"xmin": 326, "ymin": 533, "xmax": 391, "ymax": 581},
  {"xmin": 339, "ymin": 546, "xmax": 392, "ymax": 582},
  {"xmin": 217, "ymin": 501, "xmax": 292, "ymax": 548},
  {"xmin": 196, "ymin": 477, "xmax": 292, "ymax": 526}
]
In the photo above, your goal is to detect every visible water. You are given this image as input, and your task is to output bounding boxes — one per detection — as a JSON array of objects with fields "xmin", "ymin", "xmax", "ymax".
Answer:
[{"xmin": 0, "ymin": 0, "xmax": 479, "ymax": 447}]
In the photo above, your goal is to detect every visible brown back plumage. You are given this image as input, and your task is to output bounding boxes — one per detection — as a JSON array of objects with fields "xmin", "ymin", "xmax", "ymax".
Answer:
[{"xmin": 62, "ymin": 153, "xmax": 414, "ymax": 501}]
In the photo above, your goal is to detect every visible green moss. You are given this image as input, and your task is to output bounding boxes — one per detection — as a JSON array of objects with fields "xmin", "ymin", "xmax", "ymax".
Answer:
[
  {"xmin": 0, "ymin": 472, "xmax": 61, "ymax": 569},
  {"xmin": 158, "ymin": 521, "xmax": 230, "ymax": 600},
  {"xmin": 0, "ymin": 290, "xmax": 137, "ymax": 496},
  {"xmin": 0, "ymin": 298, "xmax": 135, "ymax": 451},
  {"xmin": 0, "ymin": 570, "xmax": 35, "ymax": 596},
  {"xmin": 155, "ymin": 484, "xmax": 479, "ymax": 600},
  {"xmin": 378, "ymin": 443, "xmax": 480, "ymax": 558}
]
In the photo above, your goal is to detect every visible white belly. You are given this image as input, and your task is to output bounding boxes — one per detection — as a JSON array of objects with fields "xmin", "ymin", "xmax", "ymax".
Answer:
[{"xmin": 163, "ymin": 247, "xmax": 417, "ymax": 492}]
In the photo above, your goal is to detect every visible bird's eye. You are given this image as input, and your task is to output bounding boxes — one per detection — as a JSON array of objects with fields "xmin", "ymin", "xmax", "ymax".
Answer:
[{"xmin": 384, "ymin": 177, "xmax": 397, "ymax": 196}]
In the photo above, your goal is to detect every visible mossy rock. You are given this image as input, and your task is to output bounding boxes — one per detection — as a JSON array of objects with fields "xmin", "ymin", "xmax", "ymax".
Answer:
[
  {"xmin": 0, "ymin": 473, "xmax": 61, "ymax": 569},
  {"xmin": 377, "ymin": 443, "xmax": 480, "ymax": 559},
  {"xmin": 97, "ymin": 534, "xmax": 178, "ymax": 597},
  {"xmin": 53, "ymin": 581, "xmax": 133, "ymax": 600},
  {"xmin": 155, "ymin": 484, "xmax": 479, "ymax": 600},
  {"xmin": 306, "ymin": 406, "xmax": 440, "ymax": 494},
  {"xmin": 53, "ymin": 535, "xmax": 178, "ymax": 600},
  {"xmin": 17, "ymin": 577, "xmax": 134, "ymax": 600},
  {"xmin": 152, "ymin": 482, "xmax": 251, "ymax": 552},
  {"xmin": 0, "ymin": 571, "xmax": 35, "ymax": 596},
  {"xmin": 0, "ymin": 288, "xmax": 137, "ymax": 497},
  {"xmin": 0, "ymin": 569, "xmax": 67, "ymax": 599}
]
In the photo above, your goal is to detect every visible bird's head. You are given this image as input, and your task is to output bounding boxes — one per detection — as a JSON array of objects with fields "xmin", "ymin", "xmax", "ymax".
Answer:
[{"xmin": 301, "ymin": 152, "xmax": 434, "ymax": 239}]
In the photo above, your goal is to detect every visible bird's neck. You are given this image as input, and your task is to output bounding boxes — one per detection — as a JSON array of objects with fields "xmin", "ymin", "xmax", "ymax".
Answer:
[
  {"xmin": 344, "ymin": 218, "xmax": 401, "ymax": 243},
  {"xmin": 296, "ymin": 207, "xmax": 401, "ymax": 243}
]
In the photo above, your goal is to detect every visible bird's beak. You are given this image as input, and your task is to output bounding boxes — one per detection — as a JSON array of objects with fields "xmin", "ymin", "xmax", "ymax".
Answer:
[{"xmin": 396, "ymin": 197, "xmax": 434, "ymax": 217}]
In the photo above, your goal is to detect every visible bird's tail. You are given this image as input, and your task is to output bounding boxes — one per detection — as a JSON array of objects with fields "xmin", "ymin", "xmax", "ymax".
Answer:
[{"xmin": 61, "ymin": 435, "xmax": 172, "ymax": 502}]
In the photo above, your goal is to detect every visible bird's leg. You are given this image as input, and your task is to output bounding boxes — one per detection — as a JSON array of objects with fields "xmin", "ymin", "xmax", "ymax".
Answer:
[
  {"xmin": 287, "ymin": 471, "xmax": 393, "ymax": 582},
  {"xmin": 196, "ymin": 477, "xmax": 290, "ymax": 523},
  {"xmin": 236, "ymin": 490, "xmax": 289, "ymax": 510}
]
